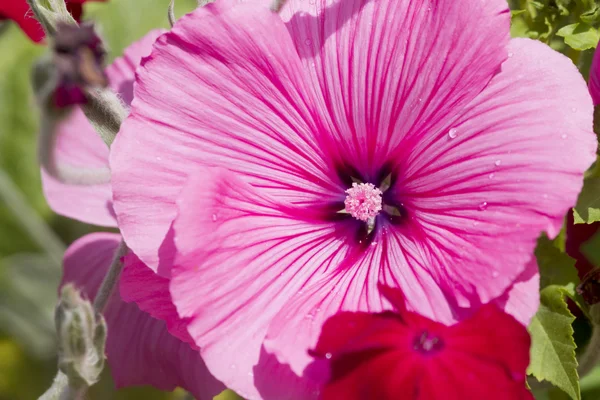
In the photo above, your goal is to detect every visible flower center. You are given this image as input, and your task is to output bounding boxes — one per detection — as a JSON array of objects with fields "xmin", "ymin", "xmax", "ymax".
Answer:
[
  {"xmin": 344, "ymin": 182, "xmax": 383, "ymax": 222},
  {"xmin": 413, "ymin": 331, "xmax": 444, "ymax": 354}
]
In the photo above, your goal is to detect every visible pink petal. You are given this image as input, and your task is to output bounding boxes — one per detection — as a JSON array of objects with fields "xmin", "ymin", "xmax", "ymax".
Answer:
[
  {"xmin": 393, "ymin": 38, "xmax": 595, "ymax": 308},
  {"xmin": 110, "ymin": 1, "xmax": 340, "ymax": 274},
  {"xmin": 105, "ymin": 30, "xmax": 166, "ymax": 106},
  {"xmin": 493, "ymin": 258, "xmax": 539, "ymax": 326},
  {"xmin": 279, "ymin": 0, "xmax": 510, "ymax": 174},
  {"xmin": 62, "ymin": 233, "xmax": 224, "ymax": 398},
  {"xmin": 42, "ymin": 30, "xmax": 164, "ymax": 227},
  {"xmin": 171, "ymin": 167, "xmax": 334, "ymax": 399},
  {"xmin": 119, "ymin": 253, "xmax": 197, "ymax": 348}
]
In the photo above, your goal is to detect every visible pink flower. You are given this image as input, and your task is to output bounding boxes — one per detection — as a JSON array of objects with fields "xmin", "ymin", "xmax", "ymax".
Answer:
[
  {"xmin": 311, "ymin": 284, "xmax": 533, "ymax": 400},
  {"xmin": 47, "ymin": 31, "xmax": 224, "ymax": 397},
  {"xmin": 109, "ymin": 0, "xmax": 595, "ymax": 397}
]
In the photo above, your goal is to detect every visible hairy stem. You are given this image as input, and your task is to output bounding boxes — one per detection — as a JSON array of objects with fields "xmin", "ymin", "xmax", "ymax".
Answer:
[
  {"xmin": 39, "ymin": 371, "xmax": 87, "ymax": 400},
  {"xmin": 38, "ymin": 112, "xmax": 112, "ymax": 185},
  {"xmin": 93, "ymin": 240, "xmax": 128, "ymax": 312},
  {"xmin": 81, "ymin": 88, "xmax": 128, "ymax": 148},
  {"xmin": 270, "ymin": 0, "xmax": 288, "ymax": 12},
  {"xmin": 168, "ymin": 0, "xmax": 177, "ymax": 27}
]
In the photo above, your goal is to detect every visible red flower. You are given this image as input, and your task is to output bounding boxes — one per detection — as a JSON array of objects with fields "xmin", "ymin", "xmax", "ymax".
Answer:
[
  {"xmin": 0, "ymin": 0, "xmax": 105, "ymax": 43},
  {"xmin": 311, "ymin": 284, "xmax": 533, "ymax": 400}
]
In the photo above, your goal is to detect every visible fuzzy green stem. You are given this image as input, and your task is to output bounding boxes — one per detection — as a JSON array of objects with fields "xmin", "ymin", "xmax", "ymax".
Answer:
[
  {"xmin": 168, "ymin": 0, "xmax": 177, "ymax": 27},
  {"xmin": 38, "ymin": 372, "xmax": 85, "ymax": 400},
  {"xmin": 38, "ymin": 111, "xmax": 111, "ymax": 185},
  {"xmin": 93, "ymin": 240, "xmax": 127, "ymax": 312},
  {"xmin": 270, "ymin": 0, "xmax": 287, "ymax": 12}
]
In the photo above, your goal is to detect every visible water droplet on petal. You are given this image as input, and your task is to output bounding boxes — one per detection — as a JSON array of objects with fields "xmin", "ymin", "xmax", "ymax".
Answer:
[
  {"xmin": 325, "ymin": 353, "xmax": 332, "ymax": 359},
  {"xmin": 478, "ymin": 201, "xmax": 488, "ymax": 211},
  {"xmin": 488, "ymin": 173, "xmax": 495, "ymax": 179},
  {"xmin": 212, "ymin": 214, "xmax": 218, "ymax": 222},
  {"xmin": 561, "ymin": 134, "xmax": 567, "ymax": 139},
  {"xmin": 448, "ymin": 128, "xmax": 458, "ymax": 139},
  {"xmin": 508, "ymin": 52, "xmax": 513, "ymax": 58},
  {"xmin": 494, "ymin": 159, "xmax": 502, "ymax": 166},
  {"xmin": 492, "ymin": 271, "xmax": 499, "ymax": 278},
  {"xmin": 543, "ymin": 193, "xmax": 548, "ymax": 199},
  {"xmin": 304, "ymin": 38, "xmax": 312, "ymax": 46},
  {"xmin": 572, "ymin": 107, "xmax": 577, "ymax": 113}
]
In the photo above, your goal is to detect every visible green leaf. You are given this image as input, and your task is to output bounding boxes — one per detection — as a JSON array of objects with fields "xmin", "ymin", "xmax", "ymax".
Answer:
[
  {"xmin": 528, "ymin": 285, "xmax": 581, "ymax": 400},
  {"xmin": 556, "ymin": 23, "xmax": 600, "ymax": 51},
  {"xmin": 535, "ymin": 235, "xmax": 588, "ymax": 315},
  {"xmin": 573, "ymin": 177, "xmax": 600, "ymax": 224},
  {"xmin": 580, "ymin": 5, "xmax": 600, "ymax": 25},
  {"xmin": 536, "ymin": 236, "xmax": 579, "ymax": 290}
]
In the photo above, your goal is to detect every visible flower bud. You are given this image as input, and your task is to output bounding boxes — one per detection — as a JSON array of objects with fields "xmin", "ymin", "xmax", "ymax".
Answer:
[
  {"xmin": 52, "ymin": 22, "xmax": 107, "ymax": 108},
  {"xmin": 55, "ymin": 284, "xmax": 107, "ymax": 389}
]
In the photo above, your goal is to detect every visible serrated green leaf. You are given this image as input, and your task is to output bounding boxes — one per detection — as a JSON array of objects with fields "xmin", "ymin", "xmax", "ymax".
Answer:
[
  {"xmin": 535, "ymin": 235, "xmax": 588, "ymax": 315},
  {"xmin": 528, "ymin": 285, "xmax": 581, "ymax": 400},
  {"xmin": 573, "ymin": 177, "xmax": 600, "ymax": 224},
  {"xmin": 557, "ymin": 23, "xmax": 600, "ymax": 51}
]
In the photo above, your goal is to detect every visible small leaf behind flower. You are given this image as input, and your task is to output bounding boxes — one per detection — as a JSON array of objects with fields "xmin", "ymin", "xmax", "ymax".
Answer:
[
  {"xmin": 528, "ymin": 285, "xmax": 581, "ymax": 400},
  {"xmin": 573, "ymin": 177, "xmax": 600, "ymax": 224},
  {"xmin": 557, "ymin": 23, "xmax": 600, "ymax": 51}
]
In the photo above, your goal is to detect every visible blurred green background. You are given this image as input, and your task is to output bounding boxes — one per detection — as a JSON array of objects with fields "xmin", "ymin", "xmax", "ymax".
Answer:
[
  {"xmin": 0, "ymin": 0, "xmax": 600, "ymax": 399},
  {"xmin": 0, "ymin": 0, "xmax": 241, "ymax": 398}
]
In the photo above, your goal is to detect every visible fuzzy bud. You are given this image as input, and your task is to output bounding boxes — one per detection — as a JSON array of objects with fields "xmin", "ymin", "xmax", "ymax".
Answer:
[
  {"xmin": 55, "ymin": 284, "xmax": 107, "ymax": 389},
  {"xmin": 52, "ymin": 22, "xmax": 107, "ymax": 108}
]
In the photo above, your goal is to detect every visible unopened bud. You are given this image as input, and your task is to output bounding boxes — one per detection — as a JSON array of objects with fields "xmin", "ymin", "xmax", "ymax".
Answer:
[
  {"xmin": 55, "ymin": 284, "xmax": 107, "ymax": 389},
  {"xmin": 52, "ymin": 22, "xmax": 107, "ymax": 108}
]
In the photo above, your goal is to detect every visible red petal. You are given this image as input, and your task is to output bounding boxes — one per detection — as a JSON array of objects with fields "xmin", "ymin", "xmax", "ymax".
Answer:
[
  {"xmin": 448, "ymin": 304, "xmax": 531, "ymax": 378},
  {"xmin": 322, "ymin": 350, "xmax": 423, "ymax": 400},
  {"xmin": 0, "ymin": 0, "xmax": 44, "ymax": 42},
  {"xmin": 66, "ymin": 3, "xmax": 83, "ymax": 21}
]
